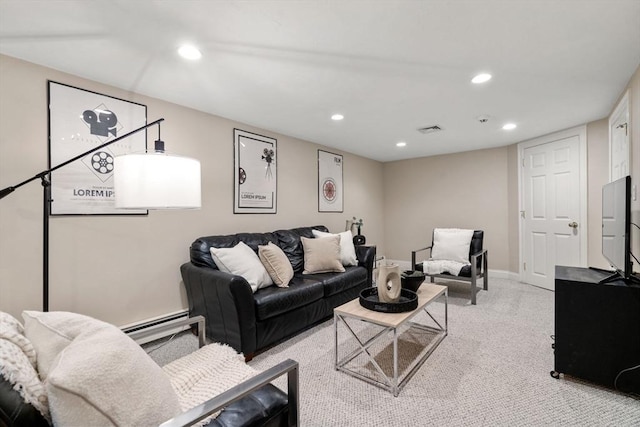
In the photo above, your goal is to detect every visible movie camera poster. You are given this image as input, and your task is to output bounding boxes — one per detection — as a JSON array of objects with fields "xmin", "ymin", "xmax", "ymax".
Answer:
[
  {"xmin": 318, "ymin": 150, "xmax": 343, "ymax": 212},
  {"xmin": 234, "ymin": 129, "xmax": 277, "ymax": 214},
  {"xmin": 48, "ymin": 81, "xmax": 147, "ymax": 215}
]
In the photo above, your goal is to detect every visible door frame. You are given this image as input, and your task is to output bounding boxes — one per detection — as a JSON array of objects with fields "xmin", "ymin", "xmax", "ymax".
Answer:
[
  {"xmin": 517, "ymin": 125, "xmax": 588, "ymax": 282},
  {"xmin": 609, "ymin": 90, "xmax": 629, "ymax": 182}
]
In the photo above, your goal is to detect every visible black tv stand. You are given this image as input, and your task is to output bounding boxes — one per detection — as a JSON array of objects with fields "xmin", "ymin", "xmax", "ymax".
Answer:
[
  {"xmin": 554, "ymin": 266, "xmax": 640, "ymax": 394},
  {"xmin": 588, "ymin": 266, "xmax": 615, "ymax": 274}
]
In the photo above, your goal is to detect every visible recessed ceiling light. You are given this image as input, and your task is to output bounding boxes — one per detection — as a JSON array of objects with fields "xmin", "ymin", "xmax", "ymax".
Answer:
[
  {"xmin": 178, "ymin": 44, "xmax": 202, "ymax": 60},
  {"xmin": 396, "ymin": 141, "xmax": 407, "ymax": 147},
  {"xmin": 331, "ymin": 114, "xmax": 344, "ymax": 121},
  {"xmin": 502, "ymin": 123, "xmax": 517, "ymax": 130},
  {"xmin": 471, "ymin": 73, "xmax": 492, "ymax": 84}
]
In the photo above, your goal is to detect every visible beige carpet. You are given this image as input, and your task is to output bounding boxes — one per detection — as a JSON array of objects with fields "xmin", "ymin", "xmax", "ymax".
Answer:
[
  {"xmin": 146, "ymin": 278, "xmax": 640, "ymax": 426},
  {"xmin": 247, "ymin": 278, "xmax": 640, "ymax": 426}
]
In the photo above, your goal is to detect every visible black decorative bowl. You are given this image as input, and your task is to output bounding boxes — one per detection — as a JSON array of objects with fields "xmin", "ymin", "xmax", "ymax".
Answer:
[
  {"xmin": 401, "ymin": 270, "xmax": 426, "ymax": 293},
  {"xmin": 359, "ymin": 288, "xmax": 418, "ymax": 313}
]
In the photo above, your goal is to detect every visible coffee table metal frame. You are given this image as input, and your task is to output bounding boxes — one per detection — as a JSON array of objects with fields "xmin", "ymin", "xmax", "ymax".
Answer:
[{"xmin": 333, "ymin": 283, "xmax": 447, "ymax": 396}]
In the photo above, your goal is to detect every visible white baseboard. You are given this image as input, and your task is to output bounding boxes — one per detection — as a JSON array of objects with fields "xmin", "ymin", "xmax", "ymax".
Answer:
[
  {"xmin": 384, "ymin": 259, "xmax": 519, "ymax": 281},
  {"xmin": 120, "ymin": 309, "xmax": 190, "ymax": 344}
]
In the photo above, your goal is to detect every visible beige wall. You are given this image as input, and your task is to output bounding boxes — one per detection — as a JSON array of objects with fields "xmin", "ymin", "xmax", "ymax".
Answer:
[
  {"xmin": 0, "ymin": 54, "xmax": 385, "ymax": 325},
  {"xmin": 382, "ymin": 147, "xmax": 511, "ymax": 272},
  {"xmin": 2, "ymin": 53, "xmax": 638, "ymax": 325}
]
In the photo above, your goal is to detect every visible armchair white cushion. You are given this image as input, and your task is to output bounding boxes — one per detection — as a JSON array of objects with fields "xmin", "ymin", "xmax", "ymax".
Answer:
[
  {"xmin": 430, "ymin": 228, "xmax": 474, "ymax": 264},
  {"xmin": 23, "ymin": 311, "xmax": 181, "ymax": 426}
]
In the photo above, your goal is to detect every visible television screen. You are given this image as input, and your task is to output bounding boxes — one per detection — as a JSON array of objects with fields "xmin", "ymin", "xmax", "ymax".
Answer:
[{"xmin": 602, "ymin": 176, "xmax": 631, "ymax": 278}]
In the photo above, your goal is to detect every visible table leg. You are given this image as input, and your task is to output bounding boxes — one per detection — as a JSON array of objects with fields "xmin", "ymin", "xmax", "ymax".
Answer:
[
  {"xmin": 445, "ymin": 288, "xmax": 448, "ymax": 334},
  {"xmin": 393, "ymin": 327, "xmax": 399, "ymax": 397},
  {"xmin": 334, "ymin": 312, "xmax": 338, "ymax": 370}
]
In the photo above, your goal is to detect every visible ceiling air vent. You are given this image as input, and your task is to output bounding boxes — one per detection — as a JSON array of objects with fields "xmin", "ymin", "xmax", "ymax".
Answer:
[{"xmin": 417, "ymin": 125, "xmax": 443, "ymax": 134}]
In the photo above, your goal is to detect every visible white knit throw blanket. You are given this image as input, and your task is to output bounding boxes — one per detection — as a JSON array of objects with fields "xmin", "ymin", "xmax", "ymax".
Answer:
[
  {"xmin": 0, "ymin": 312, "xmax": 50, "ymax": 421},
  {"xmin": 423, "ymin": 259, "xmax": 469, "ymax": 276},
  {"xmin": 162, "ymin": 343, "xmax": 260, "ymax": 426}
]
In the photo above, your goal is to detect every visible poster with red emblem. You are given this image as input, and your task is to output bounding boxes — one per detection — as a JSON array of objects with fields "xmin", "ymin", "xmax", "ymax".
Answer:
[{"xmin": 318, "ymin": 150, "xmax": 343, "ymax": 212}]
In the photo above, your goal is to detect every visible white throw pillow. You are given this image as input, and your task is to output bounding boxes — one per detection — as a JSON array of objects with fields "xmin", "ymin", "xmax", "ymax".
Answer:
[
  {"xmin": 210, "ymin": 242, "xmax": 273, "ymax": 292},
  {"xmin": 23, "ymin": 310, "xmax": 106, "ymax": 380},
  {"xmin": 431, "ymin": 228, "xmax": 474, "ymax": 264},
  {"xmin": 23, "ymin": 311, "xmax": 181, "ymax": 426},
  {"xmin": 312, "ymin": 229, "xmax": 358, "ymax": 266}
]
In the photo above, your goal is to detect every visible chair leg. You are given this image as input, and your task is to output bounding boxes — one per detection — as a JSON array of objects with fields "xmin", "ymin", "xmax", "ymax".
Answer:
[
  {"xmin": 483, "ymin": 252, "xmax": 488, "ymax": 290},
  {"xmin": 471, "ymin": 275, "xmax": 477, "ymax": 305},
  {"xmin": 471, "ymin": 260, "xmax": 478, "ymax": 305}
]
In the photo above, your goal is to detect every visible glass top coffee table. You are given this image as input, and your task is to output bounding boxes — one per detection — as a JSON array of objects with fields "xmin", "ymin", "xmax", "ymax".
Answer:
[{"xmin": 333, "ymin": 282, "xmax": 447, "ymax": 396}]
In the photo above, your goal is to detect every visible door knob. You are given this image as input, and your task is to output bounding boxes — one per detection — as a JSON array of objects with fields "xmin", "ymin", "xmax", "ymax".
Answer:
[{"xmin": 568, "ymin": 222, "xmax": 578, "ymax": 229}]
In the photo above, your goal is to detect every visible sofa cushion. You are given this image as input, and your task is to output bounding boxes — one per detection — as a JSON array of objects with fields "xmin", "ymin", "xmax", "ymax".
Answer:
[
  {"xmin": 301, "ymin": 236, "xmax": 345, "ymax": 274},
  {"xmin": 304, "ymin": 266, "xmax": 367, "ymax": 297},
  {"xmin": 210, "ymin": 242, "xmax": 273, "ymax": 292},
  {"xmin": 275, "ymin": 226, "xmax": 328, "ymax": 273},
  {"xmin": 312, "ymin": 229, "xmax": 358, "ymax": 266},
  {"xmin": 253, "ymin": 276, "xmax": 325, "ymax": 321},
  {"xmin": 258, "ymin": 242, "xmax": 294, "ymax": 287}
]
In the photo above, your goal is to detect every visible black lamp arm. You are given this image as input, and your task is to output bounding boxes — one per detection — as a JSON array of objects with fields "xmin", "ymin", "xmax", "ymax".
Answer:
[{"xmin": 0, "ymin": 118, "xmax": 164, "ymax": 200}]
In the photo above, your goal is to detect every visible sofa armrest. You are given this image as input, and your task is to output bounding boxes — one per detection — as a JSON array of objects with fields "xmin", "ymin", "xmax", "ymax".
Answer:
[
  {"xmin": 180, "ymin": 263, "xmax": 257, "ymax": 356},
  {"xmin": 355, "ymin": 245, "xmax": 377, "ymax": 286},
  {"xmin": 411, "ymin": 246, "xmax": 432, "ymax": 269},
  {"xmin": 160, "ymin": 359, "xmax": 300, "ymax": 427}
]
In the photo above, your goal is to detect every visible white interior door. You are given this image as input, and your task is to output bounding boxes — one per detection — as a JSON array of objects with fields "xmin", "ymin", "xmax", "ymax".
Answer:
[{"xmin": 520, "ymin": 130, "xmax": 585, "ymax": 290}]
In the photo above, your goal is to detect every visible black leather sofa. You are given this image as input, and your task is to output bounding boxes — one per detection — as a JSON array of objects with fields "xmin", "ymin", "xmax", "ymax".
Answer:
[{"xmin": 181, "ymin": 225, "xmax": 376, "ymax": 359}]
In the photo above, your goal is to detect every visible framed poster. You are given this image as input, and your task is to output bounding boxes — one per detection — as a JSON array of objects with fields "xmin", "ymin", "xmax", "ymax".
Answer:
[
  {"xmin": 318, "ymin": 150, "xmax": 343, "ymax": 212},
  {"xmin": 234, "ymin": 129, "xmax": 277, "ymax": 214},
  {"xmin": 48, "ymin": 81, "xmax": 147, "ymax": 215}
]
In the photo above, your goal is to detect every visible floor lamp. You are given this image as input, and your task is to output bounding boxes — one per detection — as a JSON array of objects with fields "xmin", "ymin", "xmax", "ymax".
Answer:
[{"xmin": 0, "ymin": 118, "xmax": 201, "ymax": 311}]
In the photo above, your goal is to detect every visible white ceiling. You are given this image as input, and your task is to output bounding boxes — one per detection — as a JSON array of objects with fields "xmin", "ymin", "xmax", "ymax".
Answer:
[{"xmin": 1, "ymin": 0, "xmax": 639, "ymax": 162}]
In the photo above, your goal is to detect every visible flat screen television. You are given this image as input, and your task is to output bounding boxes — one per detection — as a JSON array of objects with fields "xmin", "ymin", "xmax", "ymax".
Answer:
[{"xmin": 601, "ymin": 175, "xmax": 631, "ymax": 282}]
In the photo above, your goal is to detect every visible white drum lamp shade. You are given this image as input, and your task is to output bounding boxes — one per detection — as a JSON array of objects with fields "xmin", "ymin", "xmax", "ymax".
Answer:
[{"xmin": 114, "ymin": 152, "xmax": 201, "ymax": 209}]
